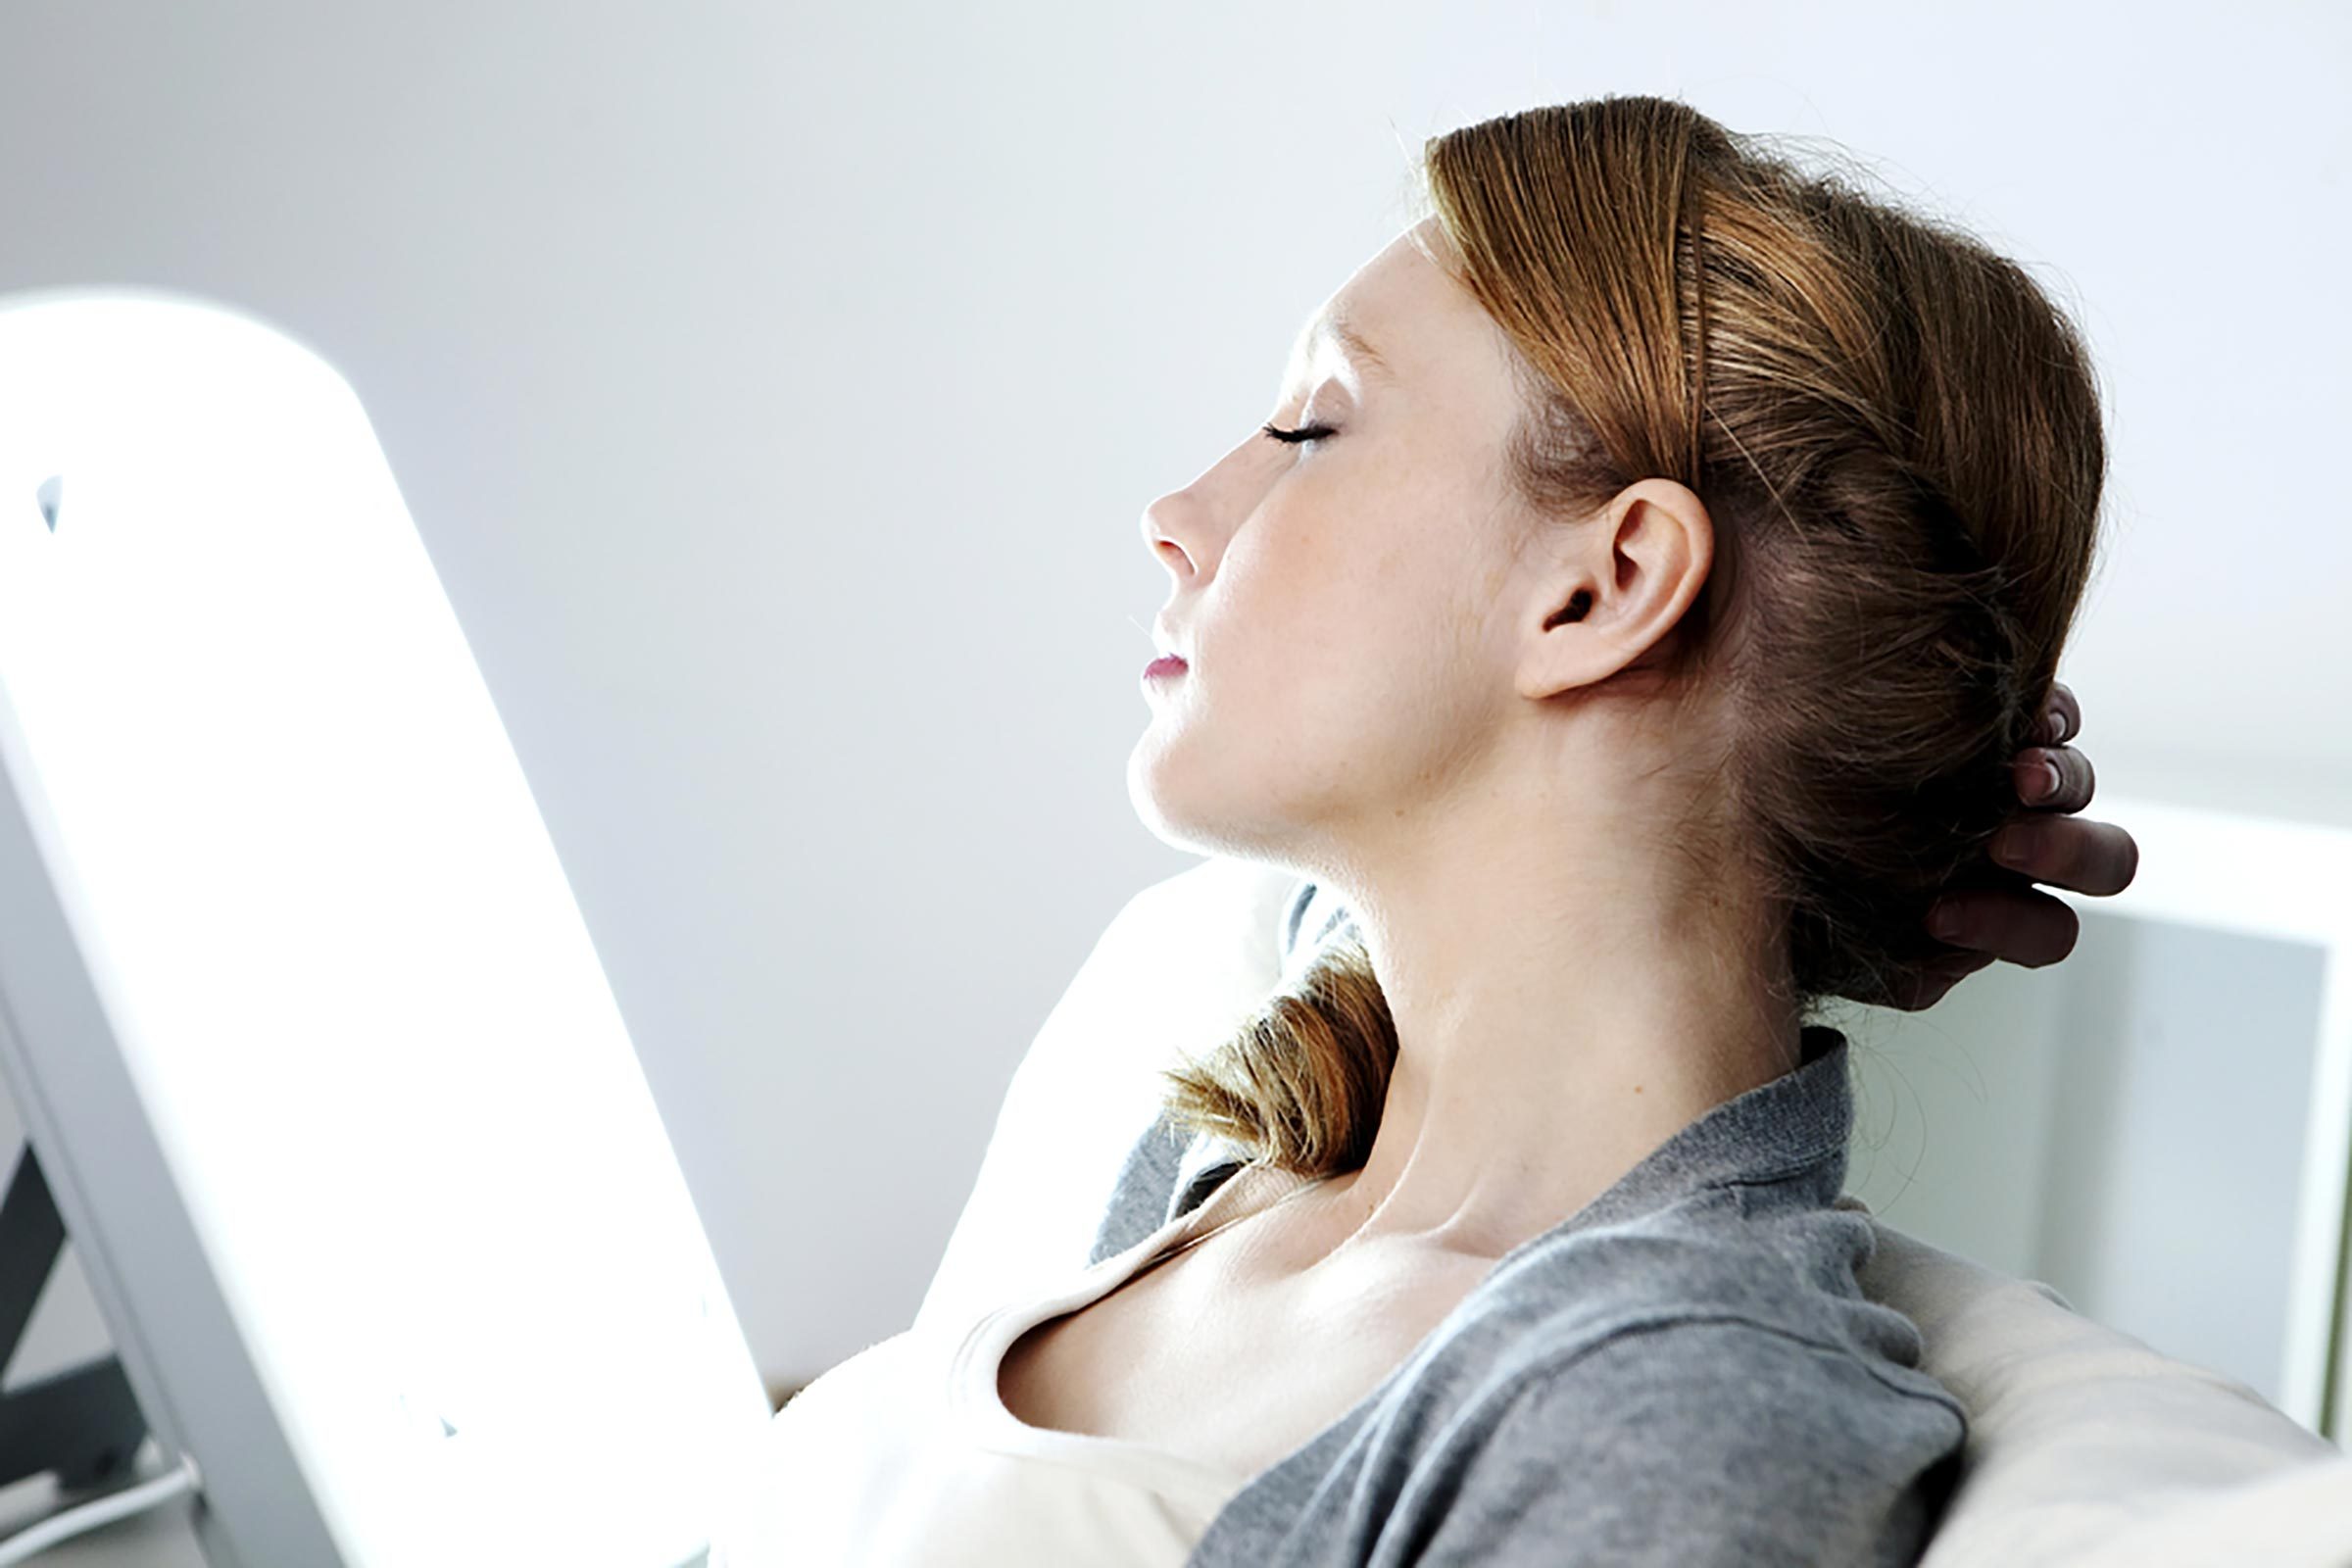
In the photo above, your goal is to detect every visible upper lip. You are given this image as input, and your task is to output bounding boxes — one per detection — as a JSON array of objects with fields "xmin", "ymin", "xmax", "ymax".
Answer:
[{"xmin": 1152, "ymin": 620, "xmax": 1191, "ymax": 662}]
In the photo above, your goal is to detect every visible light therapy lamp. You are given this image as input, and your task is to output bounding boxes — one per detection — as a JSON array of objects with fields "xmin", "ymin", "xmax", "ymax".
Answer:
[{"xmin": 0, "ymin": 289, "xmax": 772, "ymax": 1565}]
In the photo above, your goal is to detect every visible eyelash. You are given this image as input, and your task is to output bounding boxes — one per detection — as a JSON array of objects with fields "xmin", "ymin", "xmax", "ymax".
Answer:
[{"xmin": 1261, "ymin": 420, "xmax": 1336, "ymax": 447}]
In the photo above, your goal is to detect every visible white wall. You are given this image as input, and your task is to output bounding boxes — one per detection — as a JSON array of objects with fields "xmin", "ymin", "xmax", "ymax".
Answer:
[
  {"xmin": 0, "ymin": 1, "xmax": 2343, "ymax": 1397},
  {"xmin": 1831, "ymin": 906, "xmax": 2332, "ymax": 1416}
]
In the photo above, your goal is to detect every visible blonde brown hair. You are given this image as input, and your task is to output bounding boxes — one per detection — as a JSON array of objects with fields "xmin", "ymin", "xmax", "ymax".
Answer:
[{"xmin": 1159, "ymin": 95, "xmax": 2107, "ymax": 1177}]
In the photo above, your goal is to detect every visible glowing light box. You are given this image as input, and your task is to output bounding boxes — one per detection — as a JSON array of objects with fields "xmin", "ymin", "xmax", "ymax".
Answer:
[{"xmin": 0, "ymin": 290, "xmax": 770, "ymax": 1566}]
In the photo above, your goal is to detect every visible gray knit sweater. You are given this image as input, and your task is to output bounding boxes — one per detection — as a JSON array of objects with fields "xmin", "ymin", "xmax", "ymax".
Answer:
[{"xmin": 1085, "ymin": 881, "xmax": 1968, "ymax": 1567}]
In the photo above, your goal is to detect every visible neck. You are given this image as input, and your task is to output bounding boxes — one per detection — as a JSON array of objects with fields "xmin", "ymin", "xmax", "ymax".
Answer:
[{"xmin": 1296, "ymin": 797, "xmax": 1801, "ymax": 1269}]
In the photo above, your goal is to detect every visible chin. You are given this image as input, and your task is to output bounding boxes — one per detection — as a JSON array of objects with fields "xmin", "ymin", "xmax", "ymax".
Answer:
[{"xmin": 1125, "ymin": 748, "xmax": 1190, "ymax": 845}]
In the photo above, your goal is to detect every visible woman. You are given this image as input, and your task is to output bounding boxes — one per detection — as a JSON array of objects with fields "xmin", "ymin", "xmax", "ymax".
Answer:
[{"xmin": 709, "ymin": 95, "xmax": 2139, "ymax": 1566}]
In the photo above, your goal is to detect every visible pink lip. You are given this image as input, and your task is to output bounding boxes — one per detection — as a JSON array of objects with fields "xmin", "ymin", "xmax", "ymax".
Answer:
[{"xmin": 1144, "ymin": 655, "xmax": 1189, "ymax": 679}]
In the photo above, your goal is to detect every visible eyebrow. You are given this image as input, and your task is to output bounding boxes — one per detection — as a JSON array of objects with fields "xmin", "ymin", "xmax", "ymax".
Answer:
[
  {"xmin": 1326, "ymin": 313, "xmax": 1393, "ymax": 379},
  {"xmin": 1291, "ymin": 309, "xmax": 1394, "ymax": 384}
]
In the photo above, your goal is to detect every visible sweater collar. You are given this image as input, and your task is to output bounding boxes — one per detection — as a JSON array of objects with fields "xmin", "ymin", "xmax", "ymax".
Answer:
[
  {"xmin": 1556, "ymin": 1021, "xmax": 1854, "ymax": 1235},
  {"xmin": 1169, "ymin": 1023, "xmax": 1854, "ymax": 1231}
]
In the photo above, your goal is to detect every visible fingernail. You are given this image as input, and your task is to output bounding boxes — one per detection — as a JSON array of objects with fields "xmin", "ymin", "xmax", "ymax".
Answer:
[
  {"xmin": 2027, "ymin": 760, "xmax": 2060, "ymax": 802},
  {"xmin": 2041, "ymin": 710, "xmax": 2067, "ymax": 744},
  {"xmin": 1929, "ymin": 903, "xmax": 1964, "ymax": 941},
  {"xmin": 1993, "ymin": 823, "xmax": 2039, "ymax": 867}
]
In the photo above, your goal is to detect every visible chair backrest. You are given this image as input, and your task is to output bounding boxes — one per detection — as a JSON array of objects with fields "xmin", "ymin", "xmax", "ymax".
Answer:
[
  {"xmin": 919, "ymin": 855, "xmax": 1298, "ymax": 1338},
  {"xmin": 1843, "ymin": 1197, "xmax": 2345, "ymax": 1565},
  {"xmin": 923, "ymin": 858, "xmax": 2352, "ymax": 1567}
]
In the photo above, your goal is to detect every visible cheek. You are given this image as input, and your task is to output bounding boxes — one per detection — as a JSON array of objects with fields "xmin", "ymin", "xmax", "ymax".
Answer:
[
  {"xmin": 1213, "ymin": 485, "xmax": 1492, "ymax": 753},
  {"xmin": 1254, "ymin": 587, "xmax": 1483, "ymax": 780}
]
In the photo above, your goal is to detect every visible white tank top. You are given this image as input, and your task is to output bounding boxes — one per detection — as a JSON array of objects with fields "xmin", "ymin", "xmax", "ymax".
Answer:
[{"xmin": 705, "ymin": 1193, "xmax": 1259, "ymax": 1566}]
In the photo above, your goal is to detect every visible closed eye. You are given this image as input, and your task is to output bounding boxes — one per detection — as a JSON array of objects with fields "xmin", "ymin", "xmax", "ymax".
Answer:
[{"xmin": 1261, "ymin": 421, "xmax": 1336, "ymax": 446}]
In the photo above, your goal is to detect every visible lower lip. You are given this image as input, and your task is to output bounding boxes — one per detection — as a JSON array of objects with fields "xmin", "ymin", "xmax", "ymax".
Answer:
[{"xmin": 1144, "ymin": 656, "xmax": 1189, "ymax": 680}]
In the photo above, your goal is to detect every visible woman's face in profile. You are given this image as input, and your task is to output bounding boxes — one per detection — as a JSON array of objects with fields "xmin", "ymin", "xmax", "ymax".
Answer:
[{"xmin": 1128, "ymin": 217, "xmax": 1553, "ymax": 859}]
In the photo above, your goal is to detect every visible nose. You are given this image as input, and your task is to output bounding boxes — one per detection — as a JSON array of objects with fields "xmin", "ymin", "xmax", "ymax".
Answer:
[{"xmin": 1141, "ymin": 496, "xmax": 1194, "ymax": 577}]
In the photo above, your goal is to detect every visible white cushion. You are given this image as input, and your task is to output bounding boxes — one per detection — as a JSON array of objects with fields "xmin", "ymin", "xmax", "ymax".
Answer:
[
  {"xmin": 915, "ymin": 856, "xmax": 1299, "ymax": 1337},
  {"xmin": 1846, "ymin": 1201, "xmax": 2349, "ymax": 1567},
  {"xmin": 923, "ymin": 858, "xmax": 2352, "ymax": 1562}
]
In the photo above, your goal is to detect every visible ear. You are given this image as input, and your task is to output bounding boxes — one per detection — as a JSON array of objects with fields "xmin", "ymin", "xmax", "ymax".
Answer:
[{"xmin": 1516, "ymin": 478, "xmax": 1714, "ymax": 700}]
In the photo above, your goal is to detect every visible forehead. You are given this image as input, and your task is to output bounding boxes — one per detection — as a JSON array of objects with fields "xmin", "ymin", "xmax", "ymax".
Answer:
[{"xmin": 1282, "ymin": 225, "xmax": 1451, "ymax": 390}]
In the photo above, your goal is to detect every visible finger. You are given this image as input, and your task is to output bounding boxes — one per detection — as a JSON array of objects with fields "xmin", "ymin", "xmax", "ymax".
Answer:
[
  {"xmin": 1879, "ymin": 965, "xmax": 1956, "ymax": 1012},
  {"xmin": 2011, "ymin": 743, "xmax": 2096, "ymax": 811},
  {"xmin": 2036, "ymin": 681, "xmax": 2081, "ymax": 746},
  {"xmin": 1926, "ymin": 886, "xmax": 2082, "ymax": 966},
  {"xmin": 1989, "ymin": 814, "xmax": 2139, "ymax": 896},
  {"xmin": 1882, "ymin": 951, "xmax": 1994, "ymax": 1012}
]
